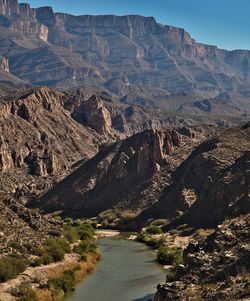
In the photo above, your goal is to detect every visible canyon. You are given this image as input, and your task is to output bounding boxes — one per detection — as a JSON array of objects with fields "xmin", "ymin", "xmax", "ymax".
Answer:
[{"xmin": 0, "ymin": 1, "xmax": 249, "ymax": 300}]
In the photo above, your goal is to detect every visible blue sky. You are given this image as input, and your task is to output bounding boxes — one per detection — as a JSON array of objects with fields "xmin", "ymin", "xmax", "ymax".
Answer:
[{"xmin": 24, "ymin": 0, "xmax": 250, "ymax": 50}]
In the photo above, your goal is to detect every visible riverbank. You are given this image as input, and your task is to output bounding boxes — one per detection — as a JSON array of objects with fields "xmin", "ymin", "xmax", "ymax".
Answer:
[
  {"xmin": 95, "ymin": 229, "xmax": 120, "ymax": 238},
  {"xmin": 0, "ymin": 222, "xmax": 101, "ymax": 301},
  {"xmin": 0, "ymin": 251, "xmax": 101, "ymax": 301}
]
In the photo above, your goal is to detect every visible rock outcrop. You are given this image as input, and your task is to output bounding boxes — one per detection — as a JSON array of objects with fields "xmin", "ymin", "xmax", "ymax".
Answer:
[
  {"xmin": 74, "ymin": 95, "xmax": 112, "ymax": 135},
  {"xmin": 0, "ymin": 136, "xmax": 14, "ymax": 172},
  {"xmin": 0, "ymin": 56, "xmax": 9, "ymax": 72}
]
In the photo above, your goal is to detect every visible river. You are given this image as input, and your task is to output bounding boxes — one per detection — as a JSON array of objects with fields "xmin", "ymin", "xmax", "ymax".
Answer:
[{"xmin": 66, "ymin": 235, "xmax": 165, "ymax": 301}]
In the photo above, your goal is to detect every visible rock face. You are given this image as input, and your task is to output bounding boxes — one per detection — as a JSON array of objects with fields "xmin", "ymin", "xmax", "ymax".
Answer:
[
  {"xmin": 0, "ymin": 87, "xmax": 107, "ymax": 200},
  {"xmin": 0, "ymin": 0, "xmax": 19, "ymax": 16},
  {"xmin": 74, "ymin": 95, "xmax": 112, "ymax": 135},
  {"xmin": 153, "ymin": 214, "xmax": 250, "ymax": 301},
  {"xmin": 33, "ymin": 129, "xmax": 186, "ymax": 217},
  {"xmin": 0, "ymin": 136, "xmax": 14, "ymax": 172},
  {"xmin": 0, "ymin": 0, "xmax": 250, "ymax": 118},
  {"xmin": 0, "ymin": 56, "xmax": 9, "ymax": 72}
]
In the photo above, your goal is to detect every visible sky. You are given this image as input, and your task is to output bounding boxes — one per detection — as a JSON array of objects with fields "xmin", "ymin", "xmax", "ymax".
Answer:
[{"xmin": 24, "ymin": 0, "xmax": 250, "ymax": 50}]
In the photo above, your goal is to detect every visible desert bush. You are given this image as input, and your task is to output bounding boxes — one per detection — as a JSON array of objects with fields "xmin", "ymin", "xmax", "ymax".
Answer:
[
  {"xmin": 63, "ymin": 223, "xmax": 95, "ymax": 243},
  {"xmin": 44, "ymin": 238, "xmax": 70, "ymax": 262},
  {"xmin": 137, "ymin": 232, "xmax": 165, "ymax": 248},
  {"xmin": 73, "ymin": 240, "xmax": 97, "ymax": 256},
  {"xmin": 101, "ymin": 219, "xmax": 109, "ymax": 228},
  {"xmin": 49, "ymin": 270, "xmax": 76, "ymax": 293},
  {"xmin": 165, "ymin": 268, "xmax": 177, "ymax": 282},
  {"xmin": 146, "ymin": 225, "xmax": 163, "ymax": 234},
  {"xmin": 76, "ymin": 223, "xmax": 95, "ymax": 240},
  {"xmin": 18, "ymin": 284, "xmax": 37, "ymax": 301},
  {"xmin": 33, "ymin": 238, "xmax": 70, "ymax": 263},
  {"xmin": 63, "ymin": 226, "xmax": 78, "ymax": 243},
  {"xmin": 157, "ymin": 246, "xmax": 183, "ymax": 265},
  {"xmin": 0, "ymin": 256, "xmax": 27, "ymax": 282}
]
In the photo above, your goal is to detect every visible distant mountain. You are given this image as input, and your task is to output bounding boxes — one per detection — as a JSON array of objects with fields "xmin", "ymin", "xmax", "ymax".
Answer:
[{"xmin": 0, "ymin": 0, "xmax": 250, "ymax": 119}]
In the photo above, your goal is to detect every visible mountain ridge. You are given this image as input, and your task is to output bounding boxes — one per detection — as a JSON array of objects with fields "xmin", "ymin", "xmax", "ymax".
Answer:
[{"xmin": 0, "ymin": 0, "xmax": 250, "ymax": 119}]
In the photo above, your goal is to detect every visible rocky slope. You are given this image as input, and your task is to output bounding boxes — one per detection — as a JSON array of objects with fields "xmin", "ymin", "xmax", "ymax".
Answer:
[
  {"xmin": 137, "ymin": 123, "xmax": 250, "ymax": 228},
  {"xmin": 0, "ymin": 87, "xmax": 114, "ymax": 202},
  {"xmin": 153, "ymin": 214, "xmax": 250, "ymax": 301},
  {"xmin": 0, "ymin": 0, "xmax": 249, "ymax": 119},
  {"xmin": 33, "ymin": 123, "xmax": 249, "ymax": 230},
  {"xmin": 0, "ymin": 197, "xmax": 61, "ymax": 257},
  {"xmin": 32, "ymin": 127, "xmax": 204, "ymax": 218}
]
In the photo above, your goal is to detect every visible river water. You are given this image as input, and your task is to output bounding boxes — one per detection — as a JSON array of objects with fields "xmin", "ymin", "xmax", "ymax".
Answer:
[{"xmin": 66, "ymin": 236, "xmax": 165, "ymax": 301}]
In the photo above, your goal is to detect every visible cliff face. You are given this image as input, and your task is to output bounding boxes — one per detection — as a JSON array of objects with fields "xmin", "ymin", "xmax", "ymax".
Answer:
[
  {"xmin": 0, "ymin": 0, "xmax": 250, "ymax": 117},
  {"xmin": 74, "ymin": 95, "xmax": 112, "ymax": 135},
  {"xmin": 0, "ymin": 0, "xmax": 19, "ymax": 16},
  {"xmin": 0, "ymin": 56, "xmax": 9, "ymax": 72}
]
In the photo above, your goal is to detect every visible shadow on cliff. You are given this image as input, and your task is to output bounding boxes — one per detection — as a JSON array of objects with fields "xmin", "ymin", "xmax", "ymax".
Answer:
[{"xmin": 133, "ymin": 293, "xmax": 154, "ymax": 301}]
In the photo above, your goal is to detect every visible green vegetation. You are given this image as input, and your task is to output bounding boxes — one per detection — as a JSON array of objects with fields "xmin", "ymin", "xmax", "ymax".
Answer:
[
  {"xmin": 137, "ymin": 232, "xmax": 165, "ymax": 249},
  {"xmin": 33, "ymin": 237, "xmax": 70, "ymax": 265},
  {"xmin": 157, "ymin": 246, "xmax": 183, "ymax": 266},
  {"xmin": 63, "ymin": 222, "xmax": 95, "ymax": 243},
  {"xmin": 96, "ymin": 210, "xmax": 138, "ymax": 228},
  {"xmin": 0, "ymin": 255, "xmax": 27, "ymax": 282},
  {"xmin": 48, "ymin": 270, "xmax": 76, "ymax": 294},
  {"xmin": 73, "ymin": 240, "xmax": 97, "ymax": 258},
  {"xmin": 31, "ymin": 221, "xmax": 97, "ymax": 267},
  {"xmin": 165, "ymin": 267, "xmax": 178, "ymax": 282},
  {"xmin": 19, "ymin": 285, "xmax": 37, "ymax": 301},
  {"xmin": 146, "ymin": 225, "xmax": 163, "ymax": 234}
]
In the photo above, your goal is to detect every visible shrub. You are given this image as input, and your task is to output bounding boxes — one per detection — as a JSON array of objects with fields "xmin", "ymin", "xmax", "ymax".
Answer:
[
  {"xmin": 157, "ymin": 246, "xmax": 183, "ymax": 265},
  {"xmin": 44, "ymin": 238, "xmax": 70, "ymax": 262},
  {"xmin": 137, "ymin": 232, "xmax": 165, "ymax": 249},
  {"xmin": 76, "ymin": 224, "xmax": 95, "ymax": 240},
  {"xmin": 19, "ymin": 285, "xmax": 37, "ymax": 301},
  {"xmin": 63, "ymin": 223, "xmax": 95, "ymax": 243},
  {"xmin": 32, "ymin": 254, "xmax": 54, "ymax": 267},
  {"xmin": 146, "ymin": 225, "xmax": 163, "ymax": 235},
  {"xmin": 64, "ymin": 218, "xmax": 73, "ymax": 225},
  {"xmin": 0, "ymin": 256, "xmax": 27, "ymax": 282},
  {"xmin": 101, "ymin": 219, "xmax": 109, "ymax": 228},
  {"xmin": 49, "ymin": 270, "xmax": 75, "ymax": 293},
  {"xmin": 165, "ymin": 268, "xmax": 177, "ymax": 282},
  {"xmin": 33, "ymin": 238, "xmax": 70, "ymax": 263},
  {"xmin": 63, "ymin": 227, "xmax": 78, "ymax": 243},
  {"xmin": 73, "ymin": 240, "xmax": 97, "ymax": 256}
]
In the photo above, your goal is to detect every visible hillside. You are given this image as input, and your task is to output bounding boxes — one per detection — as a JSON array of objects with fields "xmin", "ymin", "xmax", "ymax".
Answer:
[{"xmin": 34, "ymin": 123, "xmax": 249, "ymax": 230}]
